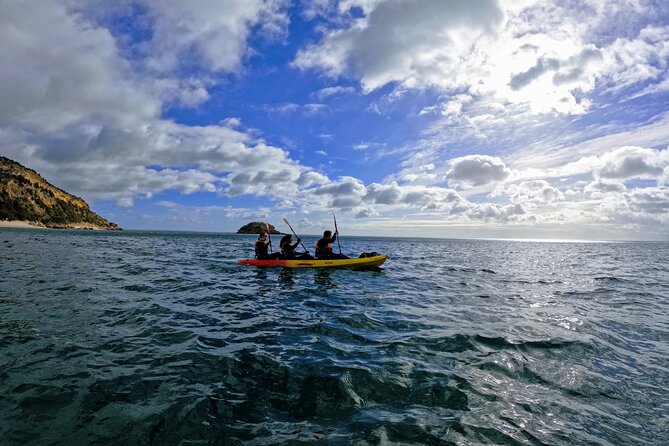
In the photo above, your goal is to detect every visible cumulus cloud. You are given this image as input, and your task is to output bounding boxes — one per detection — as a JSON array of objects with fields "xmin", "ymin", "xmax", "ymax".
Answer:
[
  {"xmin": 297, "ymin": 171, "xmax": 330, "ymax": 187},
  {"xmin": 304, "ymin": 177, "xmax": 465, "ymax": 214},
  {"xmin": 54, "ymin": 163, "xmax": 220, "ymax": 206},
  {"xmin": 594, "ymin": 146, "xmax": 669, "ymax": 180},
  {"xmin": 388, "ymin": 146, "xmax": 668, "ymax": 231},
  {"xmin": 294, "ymin": 0, "xmax": 504, "ymax": 92},
  {"xmin": 446, "ymin": 155, "xmax": 511, "ymax": 188},
  {"xmin": 294, "ymin": 0, "xmax": 669, "ymax": 117},
  {"xmin": 584, "ymin": 180, "xmax": 626, "ymax": 194},
  {"xmin": 599, "ymin": 25, "xmax": 669, "ymax": 93},
  {"xmin": 399, "ymin": 187, "xmax": 460, "ymax": 208},
  {"xmin": 503, "ymin": 180, "xmax": 564, "ymax": 205},
  {"xmin": 625, "ymin": 187, "xmax": 669, "ymax": 215},
  {"xmin": 0, "ymin": 1, "xmax": 158, "ymax": 133},
  {"xmin": 289, "ymin": 1, "xmax": 669, "ymax": 236},
  {"xmin": 0, "ymin": 0, "xmax": 325, "ymax": 207},
  {"xmin": 112, "ymin": 0, "xmax": 288, "ymax": 75},
  {"xmin": 464, "ymin": 202, "xmax": 526, "ymax": 222},
  {"xmin": 311, "ymin": 176, "xmax": 367, "ymax": 198},
  {"xmin": 364, "ymin": 182, "xmax": 402, "ymax": 205},
  {"xmin": 297, "ymin": 217, "xmax": 316, "ymax": 228},
  {"xmin": 584, "ymin": 185, "xmax": 669, "ymax": 231},
  {"xmin": 355, "ymin": 207, "xmax": 380, "ymax": 219}
]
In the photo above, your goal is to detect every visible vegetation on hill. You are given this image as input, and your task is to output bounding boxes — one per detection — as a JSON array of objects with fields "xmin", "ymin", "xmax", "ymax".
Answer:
[
  {"xmin": 237, "ymin": 222, "xmax": 281, "ymax": 234},
  {"xmin": 0, "ymin": 156, "xmax": 120, "ymax": 230}
]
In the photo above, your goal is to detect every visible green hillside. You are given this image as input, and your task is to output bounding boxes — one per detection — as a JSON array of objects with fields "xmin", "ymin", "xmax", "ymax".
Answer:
[{"xmin": 0, "ymin": 156, "xmax": 120, "ymax": 230}]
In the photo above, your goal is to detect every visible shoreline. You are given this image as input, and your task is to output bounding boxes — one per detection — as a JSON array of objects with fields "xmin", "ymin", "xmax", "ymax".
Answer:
[
  {"xmin": 0, "ymin": 220, "xmax": 116, "ymax": 230},
  {"xmin": 0, "ymin": 220, "xmax": 45, "ymax": 229}
]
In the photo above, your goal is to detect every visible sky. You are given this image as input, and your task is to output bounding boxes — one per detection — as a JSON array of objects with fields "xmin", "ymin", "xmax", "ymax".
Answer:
[{"xmin": 1, "ymin": 0, "xmax": 669, "ymax": 240}]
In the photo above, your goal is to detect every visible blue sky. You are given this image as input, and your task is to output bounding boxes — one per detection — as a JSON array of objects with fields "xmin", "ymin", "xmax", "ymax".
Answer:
[{"xmin": 1, "ymin": 0, "xmax": 669, "ymax": 240}]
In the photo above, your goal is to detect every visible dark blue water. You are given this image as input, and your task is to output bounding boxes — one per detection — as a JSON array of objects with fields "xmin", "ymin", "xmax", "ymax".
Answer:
[{"xmin": 1, "ymin": 229, "xmax": 668, "ymax": 445}]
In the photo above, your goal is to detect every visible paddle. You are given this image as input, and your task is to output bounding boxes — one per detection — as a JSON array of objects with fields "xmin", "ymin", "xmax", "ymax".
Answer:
[
  {"xmin": 331, "ymin": 210, "xmax": 342, "ymax": 254},
  {"xmin": 283, "ymin": 218, "xmax": 309, "ymax": 254},
  {"xmin": 265, "ymin": 222, "xmax": 273, "ymax": 253}
]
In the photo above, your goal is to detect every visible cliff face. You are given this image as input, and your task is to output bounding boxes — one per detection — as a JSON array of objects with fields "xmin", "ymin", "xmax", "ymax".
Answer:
[{"xmin": 0, "ymin": 156, "xmax": 120, "ymax": 230}]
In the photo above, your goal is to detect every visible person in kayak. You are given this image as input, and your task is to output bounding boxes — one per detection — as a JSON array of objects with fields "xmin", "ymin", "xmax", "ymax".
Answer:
[
  {"xmin": 280, "ymin": 234, "xmax": 311, "ymax": 259},
  {"xmin": 255, "ymin": 233, "xmax": 281, "ymax": 260},
  {"xmin": 315, "ymin": 230, "xmax": 349, "ymax": 259}
]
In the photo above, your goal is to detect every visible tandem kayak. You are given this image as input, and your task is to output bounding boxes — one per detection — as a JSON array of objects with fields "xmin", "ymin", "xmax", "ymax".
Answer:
[{"xmin": 236, "ymin": 254, "xmax": 388, "ymax": 269}]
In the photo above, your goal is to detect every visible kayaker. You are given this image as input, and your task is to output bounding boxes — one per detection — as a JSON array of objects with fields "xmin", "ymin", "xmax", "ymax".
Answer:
[
  {"xmin": 315, "ymin": 230, "xmax": 349, "ymax": 259},
  {"xmin": 255, "ymin": 233, "xmax": 281, "ymax": 260},
  {"xmin": 280, "ymin": 234, "xmax": 311, "ymax": 259}
]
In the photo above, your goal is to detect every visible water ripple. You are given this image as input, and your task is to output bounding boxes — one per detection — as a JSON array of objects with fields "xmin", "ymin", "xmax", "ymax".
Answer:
[{"xmin": 0, "ymin": 230, "xmax": 667, "ymax": 445}]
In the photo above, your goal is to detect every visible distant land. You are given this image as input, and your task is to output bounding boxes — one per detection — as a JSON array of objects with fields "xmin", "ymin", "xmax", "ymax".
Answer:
[
  {"xmin": 237, "ymin": 222, "xmax": 281, "ymax": 234},
  {"xmin": 0, "ymin": 156, "xmax": 120, "ymax": 230}
]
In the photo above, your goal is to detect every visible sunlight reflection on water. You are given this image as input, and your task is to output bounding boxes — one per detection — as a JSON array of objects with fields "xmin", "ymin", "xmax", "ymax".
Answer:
[{"xmin": 0, "ymin": 229, "xmax": 667, "ymax": 445}]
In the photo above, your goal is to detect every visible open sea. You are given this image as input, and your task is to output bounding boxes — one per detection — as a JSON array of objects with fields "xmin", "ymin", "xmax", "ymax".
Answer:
[{"xmin": 1, "ymin": 229, "xmax": 668, "ymax": 445}]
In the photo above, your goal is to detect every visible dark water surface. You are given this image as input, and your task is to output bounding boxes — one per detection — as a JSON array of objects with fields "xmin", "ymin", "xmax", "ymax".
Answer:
[{"xmin": 1, "ymin": 229, "xmax": 668, "ymax": 445}]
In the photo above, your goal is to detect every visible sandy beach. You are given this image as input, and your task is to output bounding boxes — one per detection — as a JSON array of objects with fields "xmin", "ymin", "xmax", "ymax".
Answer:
[
  {"xmin": 0, "ymin": 220, "xmax": 114, "ymax": 230},
  {"xmin": 0, "ymin": 220, "xmax": 45, "ymax": 229}
]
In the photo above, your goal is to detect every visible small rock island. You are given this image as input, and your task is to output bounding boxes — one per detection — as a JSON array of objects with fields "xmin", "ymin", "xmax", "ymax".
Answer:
[{"xmin": 237, "ymin": 222, "xmax": 281, "ymax": 234}]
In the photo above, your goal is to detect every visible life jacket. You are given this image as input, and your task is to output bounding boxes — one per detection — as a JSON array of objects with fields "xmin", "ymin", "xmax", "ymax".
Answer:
[
  {"xmin": 281, "ymin": 241, "xmax": 295, "ymax": 257},
  {"xmin": 280, "ymin": 236, "xmax": 292, "ymax": 255},
  {"xmin": 255, "ymin": 240, "xmax": 268, "ymax": 259},
  {"xmin": 315, "ymin": 239, "xmax": 333, "ymax": 258}
]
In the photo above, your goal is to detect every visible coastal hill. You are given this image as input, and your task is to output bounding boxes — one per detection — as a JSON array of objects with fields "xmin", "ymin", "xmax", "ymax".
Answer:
[
  {"xmin": 0, "ymin": 156, "xmax": 120, "ymax": 230},
  {"xmin": 237, "ymin": 222, "xmax": 281, "ymax": 234}
]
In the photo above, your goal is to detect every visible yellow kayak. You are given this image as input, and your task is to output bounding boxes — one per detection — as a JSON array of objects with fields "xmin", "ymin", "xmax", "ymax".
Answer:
[{"xmin": 236, "ymin": 254, "xmax": 388, "ymax": 269}]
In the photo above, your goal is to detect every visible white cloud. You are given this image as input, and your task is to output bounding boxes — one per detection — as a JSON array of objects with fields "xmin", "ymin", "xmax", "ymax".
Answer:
[
  {"xmin": 299, "ymin": 0, "xmax": 333, "ymax": 20},
  {"xmin": 155, "ymin": 200, "xmax": 180, "ymax": 208},
  {"xmin": 294, "ymin": 0, "xmax": 504, "ymax": 92},
  {"xmin": 594, "ymin": 146, "xmax": 669, "ymax": 180},
  {"xmin": 295, "ymin": 1, "xmax": 669, "ymax": 117},
  {"xmin": 0, "ymin": 0, "xmax": 326, "ymax": 207},
  {"xmin": 218, "ymin": 205, "xmax": 271, "ymax": 220},
  {"xmin": 399, "ymin": 187, "xmax": 460, "ymax": 208},
  {"xmin": 355, "ymin": 207, "xmax": 380, "ymax": 218},
  {"xmin": 363, "ymin": 182, "xmax": 402, "ymax": 204},
  {"xmin": 309, "ymin": 176, "xmax": 368, "ymax": 209},
  {"xmin": 133, "ymin": 0, "xmax": 288, "ymax": 74},
  {"xmin": 625, "ymin": 187, "xmax": 669, "ymax": 216},
  {"xmin": 304, "ymin": 177, "xmax": 464, "ymax": 214},
  {"xmin": 0, "ymin": 1, "xmax": 159, "ymax": 133},
  {"xmin": 265, "ymin": 102, "xmax": 301, "ymax": 114},
  {"xmin": 303, "ymin": 103, "xmax": 328, "ymax": 114},
  {"xmin": 463, "ymin": 202, "xmax": 526, "ymax": 222},
  {"xmin": 297, "ymin": 171, "xmax": 330, "ymax": 187},
  {"xmin": 503, "ymin": 180, "xmax": 564, "ymax": 205},
  {"xmin": 297, "ymin": 217, "xmax": 316, "ymax": 228},
  {"xmin": 584, "ymin": 180, "xmax": 626, "ymax": 194},
  {"xmin": 312, "ymin": 86, "xmax": 356, "ymax": 100},
  {"xmin": 599, "ymin": 25, "xmax": 669, "ymax": 93},
  {"xmin": 446, "ymin": 155, "xmax": 511, "ymax": 188}
]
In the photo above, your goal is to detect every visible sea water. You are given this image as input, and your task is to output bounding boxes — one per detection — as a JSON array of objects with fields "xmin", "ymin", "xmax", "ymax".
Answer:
[{"xmin": 1, "ymin": 229, "xmax": 668, "ymax": 445}]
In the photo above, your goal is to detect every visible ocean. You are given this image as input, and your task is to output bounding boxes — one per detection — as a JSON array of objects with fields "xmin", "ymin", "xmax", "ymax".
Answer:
[{"xmin": 1, "ymin": 229, "xmax": 668, "ymax": 445}]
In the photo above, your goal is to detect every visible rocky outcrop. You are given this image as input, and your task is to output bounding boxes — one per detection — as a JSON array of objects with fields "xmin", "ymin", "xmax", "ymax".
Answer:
[
  {"xmin": 237, "ymin": 222, "xmax": 281, "ymax": 234},
  {"xmin": 0, "ymin": 156, "xmax": 120, "ymax": 230}
]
